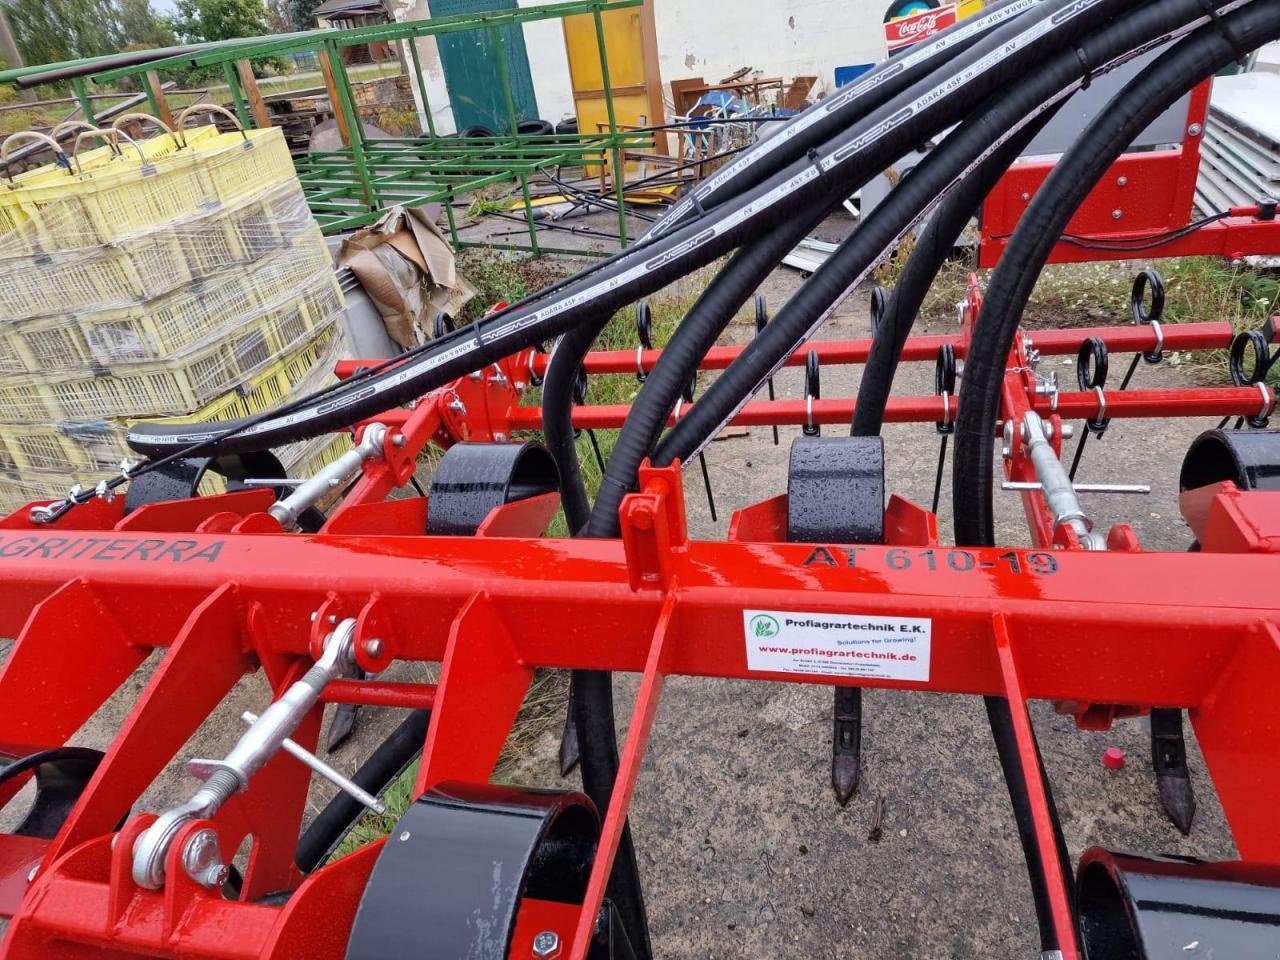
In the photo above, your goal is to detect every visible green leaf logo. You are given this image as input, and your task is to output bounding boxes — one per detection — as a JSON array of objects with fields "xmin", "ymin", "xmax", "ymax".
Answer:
[{"xmin": 750, "ymin": 615, "xmax": 780, "ymax": 638}]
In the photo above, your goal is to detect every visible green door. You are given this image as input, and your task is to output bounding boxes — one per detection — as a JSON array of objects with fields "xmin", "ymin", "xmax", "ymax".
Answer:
[{"xmin": 431, "ymin": 0, "xmax": 540, "ymax": 134}]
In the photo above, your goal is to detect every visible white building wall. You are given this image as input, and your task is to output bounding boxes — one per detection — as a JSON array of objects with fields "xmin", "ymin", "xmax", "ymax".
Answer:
[
  {"xmin": 387, "ymin": 0, "xmax": 889, "ymax": 135},
  {"xmin": 652, "ymin": 0, "xmax": 887, "ymax": 103}
]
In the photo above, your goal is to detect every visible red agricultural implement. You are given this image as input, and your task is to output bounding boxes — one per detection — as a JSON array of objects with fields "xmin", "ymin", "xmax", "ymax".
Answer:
[{"xmin": 0, "ymin": 265, "xmax": 1278, "ymax": 959}]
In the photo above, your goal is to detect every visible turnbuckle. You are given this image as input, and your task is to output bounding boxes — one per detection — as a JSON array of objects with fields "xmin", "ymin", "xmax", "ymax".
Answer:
[{"xmin": 131, "ymin": 618, "xmax": 362, "ymax": 890}]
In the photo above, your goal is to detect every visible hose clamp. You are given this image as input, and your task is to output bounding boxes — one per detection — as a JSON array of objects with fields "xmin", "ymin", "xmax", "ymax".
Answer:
[
  {"xmin": 1088, "ymin": 386, "xmax": 1110, "ymax": 435},
  {"xmin": 1145, "ymin": 319, "xmax": 1165, "ymax": 365},
  {"xmin": 1251, "ymin": 381, "xmax": 1275, "ymax": 428}
]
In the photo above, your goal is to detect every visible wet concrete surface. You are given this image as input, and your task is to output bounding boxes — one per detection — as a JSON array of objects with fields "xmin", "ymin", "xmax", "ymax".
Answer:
[
  {"xmin": 500, "ymin": 279, "xmax": 1236, "ymax": 959},
  {"xmin": 0, "ymin": 238, "xmax": 1240, "ymax": 957}
]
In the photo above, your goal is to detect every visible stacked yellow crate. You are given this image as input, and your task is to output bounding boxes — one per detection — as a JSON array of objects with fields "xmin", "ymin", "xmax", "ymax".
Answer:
[{"xmin": 0, "ymin": 107, "xmax": 349, "ymax": 514}]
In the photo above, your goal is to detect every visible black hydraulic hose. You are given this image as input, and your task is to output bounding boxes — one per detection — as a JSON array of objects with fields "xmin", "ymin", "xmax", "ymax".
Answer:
[
  {"xmin": 952, "ymin": 0, "xmax": 1280, "ymax": 551},
  {"xmin": 645, "ymin": 3, "xmax": 1252, "ymax": 947},
  {"xmin": 542, "ymin": 320, "xmax": 613, "ymax": 533},
  {"xmin": 294, "ymin": 708, "xmax": 431, "ymax": 874},
  {"xmin": 654, "ymin": 0, "xmax": 1247, "ymax": 472},
  {"xmin": 645, "ymin": 0, "xmax": 1042, "ymax": 241},
  {"xmin": 584, "ymin": 208, "xmax": 835, "ymax": 538},
  {"xmin": 850, "ymin": 110, "xmax": 1058, "ymax": 437},
  {"xmin": 128, "ymin": 0, "xmax": 1122, "ymax": 461}
]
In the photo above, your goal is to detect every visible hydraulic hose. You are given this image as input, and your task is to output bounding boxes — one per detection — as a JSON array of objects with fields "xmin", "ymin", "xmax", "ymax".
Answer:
[
  {"xmin": 540, "ymin": 316, "xmax": 654, "ymax": 956},
  {"xmin": 584, "ymin": 206, "xmax": 836, "ymax": 538},
  {"xmin": 645, "ymin": 0, "xmax": 1041, "ymax": 241},
  {"xmin": 128, "ymin": 0, "xmax": 1130, "ymax": 461},
  {"xmin": 542, "ymin": 320, "xmax": 613, "ymax": 534},
  {"xmin": 644, "ymin": 3, "xmax": 1253, "ymax": 948},
  {"xmin": 952, "ymin": 0, "xmax": 1279, "ymax": 550},
  {"xmin": 654, "ymin": 0, "xmax": 1251, "ymax": 472},
  {"xmin": 851, "ymin": 110, "xmax": 1058, "ymax": 437}
]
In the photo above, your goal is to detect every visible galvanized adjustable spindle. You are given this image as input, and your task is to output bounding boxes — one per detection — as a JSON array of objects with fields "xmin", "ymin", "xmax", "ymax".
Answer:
[{"xmin": 131, "ymin": 618, "xmax": 382, "ymax": 890}]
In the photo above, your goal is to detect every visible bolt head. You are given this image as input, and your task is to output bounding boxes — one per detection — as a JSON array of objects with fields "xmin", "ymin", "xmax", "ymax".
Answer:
[
  {"xmin": 181, "ymin": 829, "xmax": 228, "ymax": 889},
  {"xmin": 493, "ymin": 432, "xmax": 508, "ymax": 442},
  {"xmin": 1187, "ymin": 123, "xmax": 1202, "ymax": 137},
  {"xmin": 1111, "ymin": 208, "xmax": 1122, "ymax": 220},
  {"xmin": 364, "ymin": 638, "xmax": 383, "ymax": 659},
  {"xmin": 392, "ymin": 433, "xmax": 406, "ymax": 447},
  {"xmin": 532, "ymin": 930, "xmax": 561, "ymax": 958},
  {"xmin": 1116, "ymin": 176, "xmax": 1127, "ymax": 187}
]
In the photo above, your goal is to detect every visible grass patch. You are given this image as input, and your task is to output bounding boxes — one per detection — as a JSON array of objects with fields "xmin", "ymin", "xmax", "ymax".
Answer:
[
  {"xmin": 327, "ymin": 253, "xmax": 716, "ymax": 860},
  {"xmin": 913, "ymin": 252, "xmax": 1278, "ymax": 384},
  {"xmin": 334, "ymin": 671, "xmax": 568, "ymax": 858}
]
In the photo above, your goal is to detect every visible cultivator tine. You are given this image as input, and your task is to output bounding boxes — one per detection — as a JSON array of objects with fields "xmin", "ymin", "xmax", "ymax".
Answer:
[
  {"xmin": 572, "ymin": 366, "xmax": 608, "ymax": 475},
  {"xmin": 933, "ymin": 344, "xmax": 957, "ymax": 514},
  {"xmin": 755, "ymin": 295, "xmax": 779, "ymax": 445},
  {"xmin": 559, "ymin": 684, "xmax": 581, "ymax": 776},
  {"xmin": 680, "ymin": 374, "xmax": 718, "ymax": 521},
  {"xmin": 325, "ymin": 672, "xmax": 365, "ymax": 753},
  {"xmin": 832, "ymin": 686, "xmax": 862, "ymax": 805},
  {"xmin": 1151, "ymin": 707, "xmax": 1197, "ymax": 835}
]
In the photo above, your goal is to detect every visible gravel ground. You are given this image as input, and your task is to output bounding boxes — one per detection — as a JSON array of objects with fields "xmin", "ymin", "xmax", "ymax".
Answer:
[{"xmin": 0, "ymin": 207, "xmax": 1239, "ymax": 957}]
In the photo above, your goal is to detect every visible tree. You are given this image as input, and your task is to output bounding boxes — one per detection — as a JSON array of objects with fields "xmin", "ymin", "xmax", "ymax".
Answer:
[
  {"xmin": 116, "ymin": 0, "xmax": 176, "ymax": 50},
  {"xmin": 6, "ymin": 0, "xmax": 122, "ymax": 66},
  {"xmin": 170, "ymin": 0, "xmax": 273, "ymax": 43}
]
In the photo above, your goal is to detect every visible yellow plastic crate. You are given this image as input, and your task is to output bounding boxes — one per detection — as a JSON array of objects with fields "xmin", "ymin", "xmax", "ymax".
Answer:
[
  {"xmin": 0, "ymin": 312, "xmax": 336, "ymax": 422},
  {"xmin": 5, "ymin": 125, "xmax": 291, "ymax": 249},
  {"xmin": 2, "ymin": 243, "xmax": 337, "ymax": 374},
  {"xmin": 0, "ymin": 231, "xmax": 192, "ymax": 323},
  {"xmin": 0, "ymin": 324, "xmax": 347, "ymax": 515},
  {"xmin": 193, "ymin": 127, "xmax": 296, "ymax": 208}
]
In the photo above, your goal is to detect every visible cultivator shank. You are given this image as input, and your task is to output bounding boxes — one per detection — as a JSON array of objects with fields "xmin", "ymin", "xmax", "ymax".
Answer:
[{"xmin": 0, "ymin": 266, "xmax": 1278, "ymax": 960}]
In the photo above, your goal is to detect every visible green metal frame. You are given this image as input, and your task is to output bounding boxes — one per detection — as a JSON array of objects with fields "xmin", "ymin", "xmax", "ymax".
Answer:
[{"xmin": 3, "ymin": 0, "xmax": 651, "ymax": 255}]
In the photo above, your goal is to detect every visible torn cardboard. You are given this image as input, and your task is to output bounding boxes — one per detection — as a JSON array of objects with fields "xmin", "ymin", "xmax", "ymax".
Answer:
[{"xmin": 338, "ymin": 204, "xmax": 475, "ymax": 348}]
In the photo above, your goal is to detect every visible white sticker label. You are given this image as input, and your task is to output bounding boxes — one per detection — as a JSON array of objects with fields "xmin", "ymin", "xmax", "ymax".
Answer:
[{"xmin": 743, "ymin": 609, "xmax": 931, "ymax": 682}]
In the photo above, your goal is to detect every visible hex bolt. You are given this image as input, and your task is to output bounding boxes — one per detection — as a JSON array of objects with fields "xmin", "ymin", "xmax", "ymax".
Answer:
[
  {"xmin": 182, "ymin": 829, "xmax": 230, "ymax": 890},
  {"xmin": 532, "ymin": 930, "xmax": 561, "ymax": 958},
  {"xmin": 1116, "ymin": 176, "xmax": 1127, "ymax": 187},
  {"xmin": 1111, "ymin": 209, "xmax": 1122, "ymax": 220},
  {"xmin": 1187, "ymin": 122, "xmax": 1202, "ymax": 137},
  {"xmin": 364, "ymin": 638, "xmax": 383, "ymax": 659}
]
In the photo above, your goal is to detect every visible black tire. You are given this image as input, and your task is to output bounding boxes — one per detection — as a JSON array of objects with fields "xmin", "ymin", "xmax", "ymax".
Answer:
[
  {"xmin": 459, "ymin": 124, "xmax": 497, "ymax": 139},
  {"xmin": 517, "ymin": 118, "xmax": 553, "ymax": 137},
  {"xmin": 554, "ymin": 117, "xmax": 579, "ymax": 136}
]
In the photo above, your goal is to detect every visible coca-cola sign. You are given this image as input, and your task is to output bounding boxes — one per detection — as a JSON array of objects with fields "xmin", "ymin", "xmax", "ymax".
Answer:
[{"xmin": 885, "ymin": 4, "xmax": 958, "ymax": 52}]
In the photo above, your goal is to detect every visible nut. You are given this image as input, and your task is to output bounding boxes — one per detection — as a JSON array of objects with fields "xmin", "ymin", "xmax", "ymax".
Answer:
[{"xmin": 532, "ymin": 930, "xmax": 561, "ymax": 958}]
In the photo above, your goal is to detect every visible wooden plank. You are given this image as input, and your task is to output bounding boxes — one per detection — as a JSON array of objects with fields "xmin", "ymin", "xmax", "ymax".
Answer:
[
  {"xmin": 235, "ymin": 59, "xmax": 272, "ymax": 129},
  {"xmin": 143, "ymin": 70, "xmax": 174, "ymax": 128},
  {"xmin": 318, "ymin": 47, "xmax": 351, "ymax": 147}
]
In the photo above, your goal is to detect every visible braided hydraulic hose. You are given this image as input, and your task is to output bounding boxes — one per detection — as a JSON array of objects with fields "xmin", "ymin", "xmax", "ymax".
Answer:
[
  {"xmin": 849, "ymin": 113, "xmax": 1056, "ymax": 438},
  {"xmin": 127, "ymin": 0, "xmax": 1129, "ymax": 461},
  {"xmin": 952, "ymin": 0, "xmax": 1280, "ymax": 550}
]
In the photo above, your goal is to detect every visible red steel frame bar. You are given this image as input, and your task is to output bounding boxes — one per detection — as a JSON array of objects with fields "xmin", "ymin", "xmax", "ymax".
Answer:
[
  {"xmin": 0, "ymin": 309, "xmax": 1277, "ymax": 959},
  {"xmin": 978, "ymin": 81, "xmax": 1280, "ymax": 266}
]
